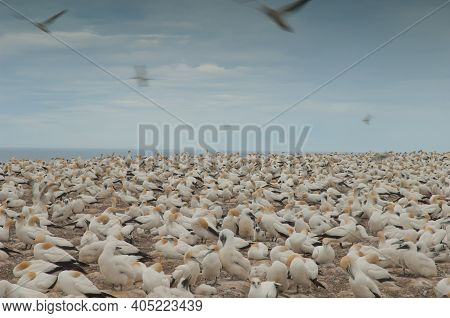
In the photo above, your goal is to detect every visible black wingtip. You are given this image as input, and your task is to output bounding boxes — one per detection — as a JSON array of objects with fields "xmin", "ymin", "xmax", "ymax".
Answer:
[{"xmin": 312, "ymin": 279, "xmax": 326, "ymax": 289}]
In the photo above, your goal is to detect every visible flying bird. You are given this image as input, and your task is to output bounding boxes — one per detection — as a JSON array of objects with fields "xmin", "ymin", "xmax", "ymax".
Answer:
[
  {"xmin": 237, "ymin": 0, "xmax": 312, "ymax": 32},
  {"xmin": 130, "ymin": 65, "xmax": 153, "ymax": 87},
  {"xmin": 362, "ymin": 114, "xmax": 373, "ymax": 125},
  {"xmin": 33, "ymin": 10, "xmax": 67, "ymax": 33}
]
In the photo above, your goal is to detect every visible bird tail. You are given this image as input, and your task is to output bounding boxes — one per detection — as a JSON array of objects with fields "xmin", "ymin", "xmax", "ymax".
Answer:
[
  {"xmin": 85, "ymin": 292, "xmax": 116, "ymax": 298},
  {"xmin": 312, "ymin": 278, "xmax": 326, "ymax": 289}
]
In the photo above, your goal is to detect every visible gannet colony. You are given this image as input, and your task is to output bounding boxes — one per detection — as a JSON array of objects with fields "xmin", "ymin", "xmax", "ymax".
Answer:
[{"xmin": 0, "ymin": 152, "xmax": 449, "ymax": 298}]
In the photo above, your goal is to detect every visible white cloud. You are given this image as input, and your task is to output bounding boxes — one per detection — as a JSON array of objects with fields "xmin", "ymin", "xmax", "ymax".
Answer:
[
  {"xmin": 0, "ymin": 31, "xmax": 189, "ymax": 54},
  {"xmin": 151, "ymin": 63, "xmax": 248, "ymax": 79}
]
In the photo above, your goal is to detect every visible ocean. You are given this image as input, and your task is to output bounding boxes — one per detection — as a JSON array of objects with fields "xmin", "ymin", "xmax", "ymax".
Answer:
[{"xmin": 0, "ymin": 148, "xmax": 137, "ymax": 162}]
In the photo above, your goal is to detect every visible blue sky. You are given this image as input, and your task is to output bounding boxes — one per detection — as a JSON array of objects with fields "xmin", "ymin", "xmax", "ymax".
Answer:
[{"xmin": 0, "ymin": 0, "xmax": 449, "ymax": 152}]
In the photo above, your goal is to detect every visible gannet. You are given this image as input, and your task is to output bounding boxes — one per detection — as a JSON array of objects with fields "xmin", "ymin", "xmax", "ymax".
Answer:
[
  {"xmin": 201, "ymin": 245, "xmax": 222, "ymax": 284},
  {"xmin": 218, "ymin": 229, "xmax": 251, "ymax": 280},
  {"xmin": 142, "ymin": 263, "xmax": 170, "ymax": 294},
  {"xmin": 248, "ymin": 242, "xmax": 269, "ymax": 260},
  {"xmin": 33, "ymin": 242, "xmax": 87, "ymax": 273},
  {"xmin": 56, "ymin": 271, "xmax": 114, "ymax": 297},
  {"xmin": 98, "ymin": 238, "xmax": 136, "ymax": 290},
  {"xmin": 312, "ymin": 238, "xmax": 335, "ymax": 264},
  {"xmin": 0, "ymin": 280, "xmax": 47, "ymax": 298},
  {"xmin": 287, "ymin": 254, "xmax": 324, "ymax": 292},
  {"xmin": 248, "ymin": 278, "xmax": 280, "ymax": 298},
  {"xmin": 398, "ymin": 242, "xmax": 437, "ymax": 277},
  {"xmin": 340, "ymin": 256, "xmax": 381, "ymax": 298},
  {"xmin": 0, "ymin": 218, "xmax": 13, "ymax": 242},
  {"xmin": 194, "ymin": 284, "xmax": 217, "ymax": 296},
  {"xmin": 266, "ymin": 260, "xmax": 289, "ymax": 291},
  {"xmin": 434, "ymin": 276, "xmax": 449, "ymax": 298},
  {"xmin": 17, "ymin": 272, "xmax": 57, "ymax": 293},
  {"xmin": 170, "ymin": 251, "xmax": 201, "ymax": 288}
]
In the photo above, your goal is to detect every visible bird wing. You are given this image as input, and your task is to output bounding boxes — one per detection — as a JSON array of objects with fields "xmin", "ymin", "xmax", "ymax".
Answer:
[
  {"xmin": 207, "ymin": 225, "xmax": 220, "ymax": 237},
  {"xmin": 273, "ymin": 222, "xmax": 290, "ymax": 238},
  {"xmin": 42, "ymin": 10, "xmax": 67, "ymax": 25},
  {"xmin": 74, "ymin": 277, "xmax": 100, "ymax": 295},
  {"xmin": 43, "ymin": 248, "xmax": 73, "ymax": 262},
  {"xmin": 280, "ymin": 0, "xmax": 311, "ymax": 13},
  {"xmin": 324, "ymin": 225, "xmax": 348, "ymax": 238},
  {"xmin": 232, "ymin": 251, "xmax": 251, "ymax": 271},
  {"xmin": 112, "ymin": 259, "xmax": 135, "ymax": 277},
  {"xmin": 367, "ymin": 266, "xmax": 391, "ymax": 282}
]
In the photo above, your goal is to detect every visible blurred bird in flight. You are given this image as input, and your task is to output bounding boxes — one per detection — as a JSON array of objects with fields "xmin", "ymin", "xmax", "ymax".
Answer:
[
  {"xmin": 32, "ymin": 10, "xmax": 67, "ymax": 33},
  {"xmin": 362, "ymin": 114, "xmax": 373, "ymax": 125},
  {"xmin": 130, "ymin": 65, "xmax": 154, "ymax": 87},
  {"xmin": 237, "ymin": 0, "xmax": 312, "ymax": 32}
]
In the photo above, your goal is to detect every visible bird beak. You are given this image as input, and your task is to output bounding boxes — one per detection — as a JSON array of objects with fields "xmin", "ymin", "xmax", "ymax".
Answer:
[
  {"xmin": 220, "ymin": 234, "xmax": 226, "ymax": 246},
  {"xmin": 205, "ymin": 249, "xmax": 215, "ymax": 256},
  {"xmin": 398, "ymin": 244, "xmax": 409, "ymax": 250},
  {"xmin": 346, "ymin": 267, "xmax": 354, "ymax": 280},
  {"xmin": 192, "ymin": 257, "xmax": 201, "ymax": 265}
]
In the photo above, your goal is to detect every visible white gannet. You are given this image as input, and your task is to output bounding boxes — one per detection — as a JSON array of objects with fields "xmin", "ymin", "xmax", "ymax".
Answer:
[
  {"xmin": 198, "ymin": 244, "xmax": 221, "ymax": 283},
  {"xmin": 142, "ymin": 263, "xmax": 170, "ymax": 294},
  {"xmin": 248, "ymin": 278, "xmax": 280, "ymax": 298},
  {"xmin": 56, "ymin": 270, "xmax": 114, "ymax": 297},
  {"xmin": 98, "ymin": 238, "xmax": 136, "ymax": 290},
  {"xmin": 340, "ymin": 256, "xmax": 381, "ymax": 298},
  {"xmin": 0, "ymin": 280, "xmax": 47, "ymax": 298},
  {"xmin": 17, "ymin": 272, "xmax": 57, "ymax": 293},
  {"xmin": 218, "ymin": 229, "xmax": 251, "ymax": 280}
]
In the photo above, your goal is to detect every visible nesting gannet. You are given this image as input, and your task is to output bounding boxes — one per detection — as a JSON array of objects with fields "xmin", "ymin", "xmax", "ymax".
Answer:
[
  {"xmin": 248, "ymin": 242, "xmax": 269, "ymax": 260},
  {"xmin": 33, "ymin": 241, "xmax": 86, "ymax": 271},
  {"xmin": 194, "ymin": 284, "xmax": 217, "ymax": 296},
  {"xmin": 98, "ymin": 238, "xmax": 136, "ymax": 290},
  {"xmin": 154, "ymin": 236, "xmax": 190, "ymax": 260},
  {"xmin": 15, "ymin": 214, "xmax": 52, "ymax": 248},
  {"xmin": 269, "ymin": 245, "xmax": 295, "ymax": 264},
  {"xmin": 6, "ymin": 198, "xmax": 26, "ymax": 208},
  {"xmin": 248, "ymin": 278, "xmax": 280, "ymax": 298},
  {"xmin": 340, "ymin": 256, "xmax": 381, "ymax": 298},
  {"xmin": 0, "ymin": 219, "xmax": 14, "ymax": 242},
  {"xmin": 192, "ymin": 217, "xmax": 219, "ymax": 241},
  {"xmin": 142, "ymin": 263, "xmax": 170, "ymax": 294},
  {"xmin": 34, "ymin": 232, "xmax": 75, "ymax": 250},
  {"xmin": 17, "ymin": 272, "xmax": 57, "ymax": 293},
  {"xmin": 56, "ymin": 271, "xmax": 114, "ymax": 297},
  {"xmin": 258, "ymin": 213, "xmax": 291, "ymax": 240},
  {"xmin": 312, "ymin": 238, "xmax": 335, "ymax": 264},
  {"xmin": 287, "ymin": 254, "xmax": 324, "ymax": 292},
  {"xmin": 201, "ymin": 245, "xmax": 222, "ymax": 284},
  {"xmin": 267, "ymin": 260, "xmax": 289, "ymax": 291},
  {"xmin": 218, "ymin": 229, "xmax": 251, "ymax": 280},
  {"xmin": 398, "ymin": 242, "xmax": 437, "ymax": 277},
  {"xmin": 147, "ymin": 277, "xmax": 193, "ymax": 298},
  {"xmin": 434, "ymin": 276, "xmax": 449, "ymax": 298},
  {"xmin": 238, "ymin": 208, "xmax": 256, "ymax": 239},
  {"xmin": 0, "ymin": 280, "xmax": 47, "ymax": 298},
  {"xmin": 170, "ymin": 251, "xmax": 201, "ymax": 288}
]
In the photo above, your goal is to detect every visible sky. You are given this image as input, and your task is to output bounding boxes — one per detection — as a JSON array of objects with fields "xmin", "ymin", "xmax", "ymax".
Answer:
[{"xmin": 0, "ymin": 0, "xmax": 449, "ymax": 153}]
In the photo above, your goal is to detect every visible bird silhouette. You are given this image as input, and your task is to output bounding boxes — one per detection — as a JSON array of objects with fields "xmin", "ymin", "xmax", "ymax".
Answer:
[
  {"xmin": 237, "ymin": 0, "xmax": 312, "ymax": 32},
  {"xmin": 362, "ymin": 114, "xmax": 373, "ymax": 125},
  {"xmin": 33, "ymin": 10, "xmax": 67, "ymax": 33},
  {"xmin": 130, "ymin": 65, "xmax": 153, "ymax": 87}
]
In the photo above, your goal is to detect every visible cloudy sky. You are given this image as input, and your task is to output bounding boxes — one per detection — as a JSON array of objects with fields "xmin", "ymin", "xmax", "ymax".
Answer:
[{"xmin": 0, "ymin": 0, "xmax": 449, "ymax": 152}]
